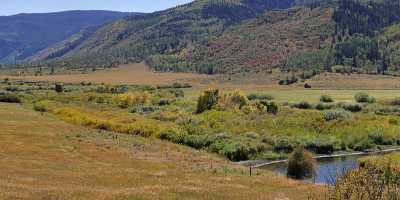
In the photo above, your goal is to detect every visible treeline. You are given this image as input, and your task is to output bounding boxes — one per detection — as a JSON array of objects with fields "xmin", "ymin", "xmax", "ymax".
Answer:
[
  {"xmin": 283, "ymin": 0, "xmax": 400, "ymax": 75},
  {"xmin": 333, "ymin": 0, "xmax": 400, "ymax": 37}
]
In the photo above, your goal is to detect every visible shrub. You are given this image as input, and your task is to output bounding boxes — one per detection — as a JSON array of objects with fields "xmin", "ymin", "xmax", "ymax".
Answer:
[
  {"xmin": 353, "ymin": 138, "xmax": 375, "ymax": 151},
  {"xmin": 0, "ymin": 93, "xmax": 21, "ymax": 103},
  {"xmin": 305, "ymin": 138, "xmax": 335, "ymax": 154},
  {"xmin": 390, "ymin": 97, "xmax": 400, "ymax": 106},
  {"xmin": 315, "ymin": 103, "xmax": 334, "ymax": 110},
  {"xmin": 274, "ymin": 137, "xmax": 295, "ymax": 153},
  {"xmin": 196, "ymin": 89, "xmax": 219, "ymax": 113},
  {"xmin": 278, "ymin": 75, "xmax": 298, "ymax": 85},
  {"xmin": 215, "ymin": 141, "xmax": 259, "ymax": 161},
  {"xmin": 266, "ymin": 101, "xmax": 279, "ymax": 115},
  {"xmin": 217, "ymin": 90, "xmax": 250, "ymax": 111},
  {"xmin": 113, "ymin": 91, "xmax": 151, "ymax": 108},
  {"xmin": 292, "ymin": 101, "xmax": 312, "ymax": 109},
  {"xmin": 33, "ymin": 101, "xmax": 53, "ymax": 112},
  {"xmin": 247, "ymin": 93, "xmax": 274, "ymax": 101},
  {"xmin": 355, "ymin": 92, "xmax": 376, "ymax": 103},
  {"xmin": 368, "ymin": 131, "xmax": 394, "ymax": 145},
  {"xmin": 320, "ymin": 95, "xmax": 334, "ymax": 103},
  {"xmin": 323, "ymin": 109, "xmax": 352, "ymax": 121},
  {"xmin": 341, "ymin": 103, "xmax": 363, "ymax": 112},
  {"xmin": 55, "ymin": 83, "xmax": 63, "ymax": 93},
  {"xmin": 158, "ymin": 98, "xmax": 172, "ymax": 106},
  {"xmin": 130, "ymin": 105, "xmax": 159, "ymax": 114},
  {"xmin": 287, "ymin": 146, "xmax": 316, "ymax": 179},
  {"xmin": 168, "ymin": 89, "xmax": 184, "ymax": 98},
  {"xmin": 323, "ymin": 162, "xmax": 400, "ymax": 200}
]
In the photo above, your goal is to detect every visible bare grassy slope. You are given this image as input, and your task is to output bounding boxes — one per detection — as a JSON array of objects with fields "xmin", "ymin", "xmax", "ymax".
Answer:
[{"xmin": 0, "ymin": 103, "xmax": 322, "ymax": 200}]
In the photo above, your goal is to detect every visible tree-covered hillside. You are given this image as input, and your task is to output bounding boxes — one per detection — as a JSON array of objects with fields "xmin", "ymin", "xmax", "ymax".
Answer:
[
  {"xmin": 52, "ymin": 0, "xmax": 297, "ymax": 68},
  {"xmin": 6, "ymin": 0, "xmax": 400, "ymax": 76},
  {"xmin": 0, "ymin": 10, "xmax": 135, "ymax": 63},
  {"xmin": 148, "ymin": 6, "xmax": 335, "ymax": 74}
]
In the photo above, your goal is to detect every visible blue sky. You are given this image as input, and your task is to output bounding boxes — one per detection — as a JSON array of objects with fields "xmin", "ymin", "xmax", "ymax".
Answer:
[{"xmin": 1, "ymin": 0, "xmax": 194, "ymax": 16}]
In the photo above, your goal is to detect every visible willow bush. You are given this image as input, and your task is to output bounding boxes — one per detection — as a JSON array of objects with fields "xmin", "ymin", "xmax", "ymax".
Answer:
[{"xmin": 287, "ymin": 146, "xmax": 316, "ymax": 179}]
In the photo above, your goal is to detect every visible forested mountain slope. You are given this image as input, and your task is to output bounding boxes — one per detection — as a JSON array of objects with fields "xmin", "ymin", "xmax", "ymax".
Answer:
[
  {"xmin": 6, "ymin": 0, "xmax": 400, "ymax": 76},
  {"xmin": 148, "ymin": 6, "xmax": 335, "ymax": 74},
  {"xmin": 54, "ymin": 0, "xmax": 297, "ymax": 68},
  {"xmin": 0, "ymin": 10, "xmax": 135, "ymax": 63}
]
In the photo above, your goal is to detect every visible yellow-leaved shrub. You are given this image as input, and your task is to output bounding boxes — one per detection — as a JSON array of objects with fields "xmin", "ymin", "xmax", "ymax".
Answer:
[{"xmin": 112, "ymin": 91, "xmax": 152, "ymax": 108}]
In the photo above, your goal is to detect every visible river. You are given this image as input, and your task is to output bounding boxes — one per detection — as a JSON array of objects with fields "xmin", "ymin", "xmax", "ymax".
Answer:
[{"xmin": 260, "ymin": 150, "xmax": 400, "ymax": 184}]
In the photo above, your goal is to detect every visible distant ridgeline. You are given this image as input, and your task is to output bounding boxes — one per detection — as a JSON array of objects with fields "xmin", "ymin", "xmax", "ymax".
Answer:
[{"xmin": 4, "ymin": 0, "xmax": 400, "ymax": 76}]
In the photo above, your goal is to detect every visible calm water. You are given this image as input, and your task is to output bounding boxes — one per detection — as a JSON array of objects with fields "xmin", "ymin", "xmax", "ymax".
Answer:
[{"xmin": 261, "ymin": 155, "xmax": 367, "ymax": 184}]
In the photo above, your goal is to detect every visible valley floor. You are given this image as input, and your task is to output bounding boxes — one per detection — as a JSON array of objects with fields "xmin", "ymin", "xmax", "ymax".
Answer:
[{"xmin": 0, "ymin": 103, "xmax": 322, "ymax": 200}]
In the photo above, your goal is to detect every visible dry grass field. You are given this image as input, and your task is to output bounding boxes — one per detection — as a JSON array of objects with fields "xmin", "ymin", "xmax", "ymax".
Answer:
[
  {"xmin": 0, "ymin": 103, "xmax": 323, "ymax": 200},
  {"xmin": 3, "ymin": 63, "xmax": 211, "ymax": 86},
  {"xmin": 6, "ymin": 63, "xmax": 400, "ymax": 91}
]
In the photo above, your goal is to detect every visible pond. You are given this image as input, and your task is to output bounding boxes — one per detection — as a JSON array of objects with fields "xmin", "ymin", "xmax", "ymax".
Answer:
[{"xmin": 261, "ymin": 152, "xmax": 395, "ymax": 185}]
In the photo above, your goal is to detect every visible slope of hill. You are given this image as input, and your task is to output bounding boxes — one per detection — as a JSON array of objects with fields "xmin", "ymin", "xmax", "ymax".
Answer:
[
  {"xmin": 52, "ymin": 0, "xmax": 297, "ymax": 68},
  {"xmin": 148, "ymin": 6, "xmax": 335, "ymax": 74},
  {"xmin": 0, "ymin": 10, "xmax": 136, "ymax": 63}
]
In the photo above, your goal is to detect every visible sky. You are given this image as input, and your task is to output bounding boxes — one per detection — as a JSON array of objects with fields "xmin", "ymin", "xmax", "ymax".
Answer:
[{"xmin": 1, "ymin": 0, "xmax": 194, "ymax": 16}]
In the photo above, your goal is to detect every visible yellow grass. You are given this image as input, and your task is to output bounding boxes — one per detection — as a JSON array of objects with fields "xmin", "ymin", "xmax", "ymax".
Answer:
[{"xmin": 0, "ymin": 103, "xmax": 323, "ymax": 200}]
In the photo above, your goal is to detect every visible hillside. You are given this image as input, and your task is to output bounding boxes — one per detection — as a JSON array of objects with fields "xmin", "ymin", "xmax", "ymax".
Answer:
[
  {"xmin": 5, "ymin": 0, "xmax": 400, "ymax": 76},
  {"xmin": 148, "ymin": 6, "xmax": 335, "ymax": 74},
  {"xmin": 44, "ymin": 0, "xmax": 297, "ymax": 70},
  {"xmin": 0, "ymin": 10, "xmax": 136, "ymax": 63}
]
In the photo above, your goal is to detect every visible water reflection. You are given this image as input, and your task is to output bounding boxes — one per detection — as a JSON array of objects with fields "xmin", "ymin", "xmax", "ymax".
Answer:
[{"xmin": 262, "ymin": 155, "xmax": 363, "ymax": 184}]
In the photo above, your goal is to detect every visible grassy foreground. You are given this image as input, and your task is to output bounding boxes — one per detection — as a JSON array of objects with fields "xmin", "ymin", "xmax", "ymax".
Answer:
[{"xmin": 0, "ymin": 103, "xmax": 322, "ymax": 200}]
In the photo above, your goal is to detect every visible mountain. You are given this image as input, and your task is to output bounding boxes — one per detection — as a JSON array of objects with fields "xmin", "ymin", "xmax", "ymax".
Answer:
[
  {"xmin": 0, "ymin": 10, "xmax": 138, "ymax": 63},
  {"xmin": 6, "ymin": 0, "xmax": 400, "ymax": 76},
  {"xmin": 149, "ymin": 5, "xmax": 335, "ymax": 74},
  {"xmin": 49, "ymin": 0, "xmax": 297, "ymax": 68}
]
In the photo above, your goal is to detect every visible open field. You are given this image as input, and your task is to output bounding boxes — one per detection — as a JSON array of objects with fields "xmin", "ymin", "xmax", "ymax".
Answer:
[
  {"xmin": 2, "ymin": 63, "xmax": 211, "ymax": 86},
  {"xmin": 0, "ymin": 103, "xmax": 323, "ymax": 200},
  {"xmin": 5, "ymin": 63, "xmax": 400, "ymax": 90}
]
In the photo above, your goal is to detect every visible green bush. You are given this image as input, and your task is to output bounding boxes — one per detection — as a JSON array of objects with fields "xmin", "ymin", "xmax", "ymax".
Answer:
[
  {"xmin": 287, "ymin": 146, "xmax": 316, "ymax": 179},
  {"xmin": 266, "ymin": 101, "xmax": 279, "ymax": 115},
  {"xmin": 130, "ymin": 105, "xmax": 159, "ymax": 114},
  {"xmin": 274, "ymin": 137, "xmax": 295, "ymax": 153},
  {"xmin": 196, "ymin": 89, "xmax": 219, "ymax": 114},
  {"xmin": 33, "ymin": 101, "xmax": 51, "ymax": 112},
  {"xmin": 320, "ymin": 95, "xmax": 334, "ymax": 103},
  {"xmin": 305, "ymin": 138, "xmax": 336, "ymax": 154},
  {"xmin": 158, "ymin": 98, "xmax": 172, "ymax": 106},
  {"xmin": 355, "ymin": 92, "xmax": 376, "ymax": 103},
  {"xmin": 247, "ymin": 93, "xmax": 274, "ymax": 101},
  {"xmin": 315, "ymin": 103, "xmax": 334, "ymax": 110},
  {"xmin": 0, "ymin": 93, "xmax": 21, "ymax": 103},
  {"xmin": 292, "ymin": 101, "xmax": 312, "ymax": 109},
  {"xmin": 168, "ymin": 89, "xmax": 184, "ymax": 98},
  {"xmin": 323, "ymin": 109, "xmax": 352, "ymax": 121},
  {"xmin": 55, "ymin": 83, "xmax": 63, "ymax": 93},
  {"xmin": 390, "ymin": 97, "xmax": 400, "ymax": 106},
  {"xmin": 216, "ymin": 141, "xmax": 258, "ymax": 161},
  {"xmin": 278, "ymin": 75, "xmax": 298, "ymax": 85},
  {"xmin": 353, "ymin": 138, "xmax": 375, "ymax": 151},
  {"xmin": 368, "ymin": 131, "xmax": 394, "ymax": 145},
  {"xmin": 341, "ymin": 103, "xmax": 363, "ymax": 112}
]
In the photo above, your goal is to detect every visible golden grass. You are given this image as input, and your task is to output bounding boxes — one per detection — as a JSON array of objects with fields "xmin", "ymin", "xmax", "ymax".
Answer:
[
  {"xmin": 0, "ymin": 103, "xmax": 323, "ymax": 200},
  {"xmin": 4, "ymin": 63, "xmax": 210, "ymax": 86}
]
